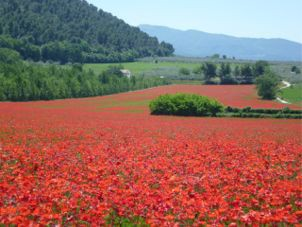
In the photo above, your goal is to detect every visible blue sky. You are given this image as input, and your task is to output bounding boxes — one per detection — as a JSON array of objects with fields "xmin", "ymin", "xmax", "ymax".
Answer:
[{"xmin": 87, "ymin": 0, "xmax": 302, "ymax": 43}]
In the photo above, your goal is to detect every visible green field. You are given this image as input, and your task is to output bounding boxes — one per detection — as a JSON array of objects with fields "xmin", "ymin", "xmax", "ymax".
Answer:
[
  {"xmin": 84, "ymin": 60, "xmax": 207, "ymax": 84},
  {"xmin": 279, "ymin": 83, "xmax": 302, "ymax": 105},
  {"xmin": 84, "ymin": 58, "xmax": 302, "ymax": 84},
  {"xmin": 84, "ymin": 61, "xmax": 201, "ymax": 74}
]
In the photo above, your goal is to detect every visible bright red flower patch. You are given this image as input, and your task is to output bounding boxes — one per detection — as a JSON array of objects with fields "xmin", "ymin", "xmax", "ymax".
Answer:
[{"xmin": 0, "ymin": 85, "xmax": 301, "ymax": 225}]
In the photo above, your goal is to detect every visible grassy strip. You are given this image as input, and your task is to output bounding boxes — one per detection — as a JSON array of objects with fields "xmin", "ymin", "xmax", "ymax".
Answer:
[{"xmin": 278, "ymin": 84, "xmax": 302, "ymax": 105}]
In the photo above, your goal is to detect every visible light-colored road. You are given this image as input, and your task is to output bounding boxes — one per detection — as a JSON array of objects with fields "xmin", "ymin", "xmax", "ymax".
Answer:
[{"xmin": 276, "ymin": 80, "xmax": 291, "ymax": 104}]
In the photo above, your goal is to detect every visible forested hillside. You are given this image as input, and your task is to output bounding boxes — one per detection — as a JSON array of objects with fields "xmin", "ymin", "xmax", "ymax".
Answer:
[{"xmin": 0, "ymin": 0, "xmax": 174, "ymax": 63}]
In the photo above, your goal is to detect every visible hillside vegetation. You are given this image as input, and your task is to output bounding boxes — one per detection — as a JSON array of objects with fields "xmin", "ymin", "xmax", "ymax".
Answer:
[
  {"xmin": 0, "ymin": 0, "xmax": 174, "ymax": 63},
  {"xmin": 0, "ymin": 48, "xmax": 170, "ymax": 101}
]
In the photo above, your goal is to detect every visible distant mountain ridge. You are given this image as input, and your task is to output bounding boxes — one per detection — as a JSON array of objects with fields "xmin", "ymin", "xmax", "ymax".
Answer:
[{"xmin": 140, "ymin": 24, "xmax": 302, "ymax": 61}]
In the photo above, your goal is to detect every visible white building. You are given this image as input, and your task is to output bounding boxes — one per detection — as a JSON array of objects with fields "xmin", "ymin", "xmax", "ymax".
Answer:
[{"xmin": 120, "ymin": 69, "xmax": 132, "ymax": 78}]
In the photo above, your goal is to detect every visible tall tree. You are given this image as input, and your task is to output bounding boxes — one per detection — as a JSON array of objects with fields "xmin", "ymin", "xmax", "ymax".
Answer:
[
  {"xmin": 202, "ymin": 62, "xmax": 217, "ymax": 82},
  {"xmin": 240, "ymin": 64, "xmax": 253, "ymax": 84},
  {"xmin": 256, "ymin": 71, "xmax": 279, "ymax": 100},
  {"xmin": 253, "ymin": 60, "xmax": 269, "ymax": 77}
]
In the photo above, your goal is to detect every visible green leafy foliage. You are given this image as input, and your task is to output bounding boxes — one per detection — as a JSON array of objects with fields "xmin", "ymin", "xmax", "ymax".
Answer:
[
  {"xmin": 0, "ymin": 0, "xmax": 174, "ymax": 63},
  {"xmin": 0, "ymin": 48, "xmax": 21, "ymax": 64},
  {"xmin": 202, "ymin": 62, "xmax": 217, "ymax": 82},
  {"xmin": 149, "ymin": 93, "xmax": 224, "ymax": 116},
  {"xmin": 253, "ymin": 60, "xmax": 269, "ymax": 77},
  {"xmin": 0, "ymin": 49, "xmax": 171, "ymax": 101},
  {"xmin": 201, "ymin": 61, "xmax": 269, "ymax": 85},
  {"xmin": 256, "ymin": 71, "xmax": 279, "ymax": 100},
  {"xmin": 291, "ymin": 66, "xmax": 301, "ymax": 74},
  {"xmin": 179, "ymin": 67, "xmax": 190, "ymax": 75}
]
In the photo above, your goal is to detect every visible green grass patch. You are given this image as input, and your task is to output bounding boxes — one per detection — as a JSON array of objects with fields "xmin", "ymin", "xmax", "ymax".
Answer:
[
  {"xmin": 279, "ymin": 84, "xmax": 302, "ymax": 105},
  {"xmin": 171, "ymin": 80, "xmax": 203, "ymax": 85},
  {"xmin": 84, "ymin": 61, "xmax": 200, "ymax": 75}
]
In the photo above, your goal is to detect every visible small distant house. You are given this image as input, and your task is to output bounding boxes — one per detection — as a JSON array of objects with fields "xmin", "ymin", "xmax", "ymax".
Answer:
[{"xmin": 120, "ymin": 69, "xmax": 132, "ymax": 78}]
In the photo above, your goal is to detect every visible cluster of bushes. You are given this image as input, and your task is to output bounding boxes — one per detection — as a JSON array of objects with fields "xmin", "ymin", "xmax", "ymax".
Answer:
[
  {"xmin": 0, "ymin": 48, "xmax": 170, "ymax": 101},
  {"xmin": 149, "ymin": 93, "xmax": 302, "ymax": 119},
  {"xmin": 149, "ymin": 93, "xmax": 224, "ymax": 116}
]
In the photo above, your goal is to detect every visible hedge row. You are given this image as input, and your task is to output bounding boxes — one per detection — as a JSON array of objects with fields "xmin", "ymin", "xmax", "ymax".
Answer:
[
  {"xmin": 217, "ymin": 112, "xmax": 302, "ymax": 119},
  {"xmin": 225, "ymin": 106, "xmax": 302, "ymax": 114}
]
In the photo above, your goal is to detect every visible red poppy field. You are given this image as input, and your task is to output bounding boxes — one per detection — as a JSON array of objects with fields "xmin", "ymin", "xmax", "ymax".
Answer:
[{"xmin": 0, "ymin": 85, "xmax": 301, "ymax": 226}]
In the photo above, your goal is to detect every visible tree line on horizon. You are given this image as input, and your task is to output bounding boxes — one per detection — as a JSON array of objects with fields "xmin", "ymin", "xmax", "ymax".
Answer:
[
  {"xmin": 179, "ymin": 61, "xmax": 281, "ymax": 100},
  {"xmin": 179, "ymin": 60, "xmax": 271, "ymax": 85}
]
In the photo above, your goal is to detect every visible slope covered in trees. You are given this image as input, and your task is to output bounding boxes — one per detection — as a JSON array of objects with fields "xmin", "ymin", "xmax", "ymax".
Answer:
[{"xmin": 0, "ymin": 0, "xmax": 174, "ymax": 63}]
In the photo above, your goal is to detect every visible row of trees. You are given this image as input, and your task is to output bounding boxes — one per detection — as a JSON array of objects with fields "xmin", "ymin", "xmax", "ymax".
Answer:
[
  {"xmin": 199, "ymin": 61, "xmax": 280, "ymax": 100},
  {"xmin": 178, "ymin": 61, "xmax": 269, "ymax": 85},
  {"xmin": 200, "ymin": 61, "xmax": 269, "ymax": 84},
  {"xmin": 178, "ymin": 60, "xmax": 281, "ymax": 100},
  {"xmin": 0, "ymin": 48, "xmax": 170, "ymax": 101},
  {"xmin": 0, "ymin": 0, "xmax": 174, "ymax": 64}
]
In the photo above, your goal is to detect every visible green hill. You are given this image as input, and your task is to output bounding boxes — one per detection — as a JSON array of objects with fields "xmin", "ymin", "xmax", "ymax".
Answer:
[{"xmin": 0, "ymin": 0, "xmax": 174, "ymax": 63}]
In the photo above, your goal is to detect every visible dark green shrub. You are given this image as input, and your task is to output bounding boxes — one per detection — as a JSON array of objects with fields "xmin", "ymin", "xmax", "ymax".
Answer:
[
  {"xmin": 149, "ymin": 93, "xmax": 224, "ymax": 117},
  {"xmin": 281, "ymin": 107, "xmax": 291, "ymax": 114},
  {"xmin": 179, "ymin": 67, "xmax": 190, "ymax": 76},
  {"xmin": 242, "ymin": 107, "xmax": 252, "ymax": 112},
  {"xmin": 225, "ymin": 106, "xmax": 242, "ymax": 113},
  {"xmin": 255, "ymin": 71, "xmax": 279, "ymax": 100}
]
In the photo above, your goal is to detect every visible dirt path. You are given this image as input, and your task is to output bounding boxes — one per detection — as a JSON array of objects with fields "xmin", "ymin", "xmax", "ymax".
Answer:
[{"xmin": 276, "ymin": 80, "xmax": 291, "ymax": 104}]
